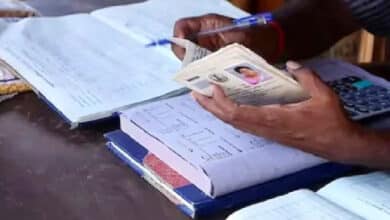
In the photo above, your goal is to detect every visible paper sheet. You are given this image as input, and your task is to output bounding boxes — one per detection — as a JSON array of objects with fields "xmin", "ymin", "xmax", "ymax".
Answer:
[
  {"xmin": 0, "ymin": 14, "xmax": 183, "ymax": 124},
  {"xmin": 227, "ymin": 190, "xmax": 362, "ymax": 220},
  {"xmin": 319, "ymin": 172, "xmax": 390, "ymax": 220},
  {"xmin": 91, "ymin": 0, "xmax": 249, "ymax": 61},
  {"xmin": 92, "ymin": 0, "xmax": 249, "ymax": 42},
  {"xmin": 170, "ymin": 38, "xmax": 211, "ymax": 67}
]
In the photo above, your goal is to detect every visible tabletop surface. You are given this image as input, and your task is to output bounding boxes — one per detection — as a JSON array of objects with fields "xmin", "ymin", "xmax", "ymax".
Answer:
[{"xmin": 0, "ymin": 1, "xmax": 225, "ymax": 220}]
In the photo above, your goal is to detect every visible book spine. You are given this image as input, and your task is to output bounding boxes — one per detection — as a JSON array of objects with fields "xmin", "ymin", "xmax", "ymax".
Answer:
[{"xmin": 106, "ymin": 142, "xmax": 196, "ymax": 218}]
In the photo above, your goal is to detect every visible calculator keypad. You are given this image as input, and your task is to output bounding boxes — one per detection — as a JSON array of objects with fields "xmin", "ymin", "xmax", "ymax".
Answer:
[{"xmin": 327, "ymin": 76, "xmax": 390, "ymax": 120}]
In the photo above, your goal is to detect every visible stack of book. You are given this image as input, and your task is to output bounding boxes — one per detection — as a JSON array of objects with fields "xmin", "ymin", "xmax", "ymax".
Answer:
[{"xmin": 104, "ymin": 87, "xmax": 355, "ymax": 218}]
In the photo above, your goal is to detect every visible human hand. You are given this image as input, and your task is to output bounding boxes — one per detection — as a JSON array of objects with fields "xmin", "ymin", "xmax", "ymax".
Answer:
[
  {"xmin": 191, "ymin": 61, "xmax": 370, "ymax": 163},
  {"xmin": 172, "ymin": 14, "xmax": 279, "ymax": 61}
]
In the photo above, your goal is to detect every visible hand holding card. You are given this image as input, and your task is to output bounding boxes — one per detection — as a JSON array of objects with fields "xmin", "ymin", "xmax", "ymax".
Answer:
[{"xmin": 174, "ymin": 41, "xmax": 309, "ymax": 106}]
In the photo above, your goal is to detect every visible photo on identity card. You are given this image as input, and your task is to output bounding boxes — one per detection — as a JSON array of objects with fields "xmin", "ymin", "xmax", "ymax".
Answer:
[{"xmin": 224, "ymin": 63, "xmax": 272, "ymax": 86}]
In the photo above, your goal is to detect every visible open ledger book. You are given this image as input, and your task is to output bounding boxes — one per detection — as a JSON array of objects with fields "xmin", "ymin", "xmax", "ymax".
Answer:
[
  {"xmin": 0, "ymin": 0, "xmax": 248, "ymax": 127},
  {"xmin": 120, "ymin": 93, "xmax": 326, "ymax": 198},
  {"xmin": 227, "ymin": 172, "xmax": 390, "ymax": 220}
]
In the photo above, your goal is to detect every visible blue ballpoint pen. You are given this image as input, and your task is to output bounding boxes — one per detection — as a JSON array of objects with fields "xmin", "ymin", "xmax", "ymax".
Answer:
[{"xmin": 145, "ymin": 13, "xmax": 273, "ymax": 47}]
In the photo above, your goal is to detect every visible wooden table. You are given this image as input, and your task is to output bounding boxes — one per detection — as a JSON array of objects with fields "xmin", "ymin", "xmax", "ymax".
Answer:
[{"xmin": 0, "ymin": 1, "xmax": 225, "ymax": 219}]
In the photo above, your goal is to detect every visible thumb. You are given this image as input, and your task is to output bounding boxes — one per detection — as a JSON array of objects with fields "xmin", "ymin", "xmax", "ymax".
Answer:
[
  {"xmin": 172, "ymin": 17, "xmax": 200, "ymax": 60},
  {"xmin": 286, "ymin": 61, "xmax": 328, "ymax": 97}
]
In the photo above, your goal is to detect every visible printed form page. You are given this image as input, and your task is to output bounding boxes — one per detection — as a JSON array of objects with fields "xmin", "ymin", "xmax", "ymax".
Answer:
[
  {"xmin": 0, "ymin": 14, "xmax": 181, "ymax": 125},
  {"xmin": 318, "ymin": 172, "xmax": 390, "ymax": 220},
  {"xmin": 125, "ymin": 95, "xmax": 325, "ymax": 197},
  {"xmin": 226, "ymin": 190, "xmax": 362, "ymax": 220},
  {"xmin": 91, "ymin": 0, "xmax": 249, "ymax": 59}
]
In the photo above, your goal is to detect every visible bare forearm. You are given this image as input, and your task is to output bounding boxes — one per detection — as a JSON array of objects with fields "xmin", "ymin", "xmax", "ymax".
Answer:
[
  {"xmin": 343, "ymin": 129, "xmax": 390, "ymax": 169},
  {"xmin": 272, "ymin": 0, "xmax": 360, "ymax": 60}
]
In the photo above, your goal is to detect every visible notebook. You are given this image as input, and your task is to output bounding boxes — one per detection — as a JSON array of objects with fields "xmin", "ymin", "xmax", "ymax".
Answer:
[
  {"xmin": 226, "ymin": 172, "xmax": 390, "ymax": 220},
  {"xmin": 0, "ymin": 0, "xmax": 248, "ymax": 127},
  {"xmin": 105, "ymin": 130, "xmax": 354, "ymax": 218}
]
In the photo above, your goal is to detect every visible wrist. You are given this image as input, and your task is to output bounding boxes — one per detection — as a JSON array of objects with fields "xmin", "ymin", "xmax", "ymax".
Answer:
[{"xmin": 339, "ymin": 126, "xmax": 390, "ymax": 168}]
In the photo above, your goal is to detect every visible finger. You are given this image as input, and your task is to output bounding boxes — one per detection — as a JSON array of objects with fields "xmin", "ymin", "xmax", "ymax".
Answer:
[
  {"xmin": 172, "ymin": 17, "xmax": 201, "ymax": 59},
  {"xmin": 230, "ymin": 120, "xmax": 281, "ymax": 140},
  {"xmin": 289, "ymin": 67, "xmax": 330, "ymax": 97},
  {"xmin": 237, "ymin": 104, "xmax": 290, "ymax": 127},
  {"xmin": 211, "ymin": 85, "xmax": 290, "ymax": 126},
  {"xmin": 211, "ymin": 85, "xmax": 273, "ymax": 125},
  {"xmin": 197, "ymin": 14, "xmax": 234, "ymax": 50},
  {"xmin": 211, "ymin": 85, "xmax": 238, "ymax": 111},
  {"xmin": 191, "ymin": 91, "xmax": 229, "ymax": 121},
  {"xmin": 286, "ymin": 60, "xmax": 303, "ymax": 72}
]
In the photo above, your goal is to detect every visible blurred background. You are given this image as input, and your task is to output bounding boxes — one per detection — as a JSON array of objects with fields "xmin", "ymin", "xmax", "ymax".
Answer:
[
  {"xmin": 231, "ymin": 0, "xmax": 390, "ymax": 64},
  {"xmin": 5, "ymin": 0, "xmax": 390, "ymax": 64}
]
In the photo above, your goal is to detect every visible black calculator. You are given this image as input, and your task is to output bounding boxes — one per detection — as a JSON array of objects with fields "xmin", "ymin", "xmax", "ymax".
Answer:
[{"xmin": 327, "ymin": 76, "xmax": 390, "ymax": 120}]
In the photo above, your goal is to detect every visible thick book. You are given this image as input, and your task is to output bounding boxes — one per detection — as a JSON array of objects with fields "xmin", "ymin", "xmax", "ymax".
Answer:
[
  {"xmin": 0, "ymin": 0, "xmax": 248, "ymax": 128},
  {"xmin": 120, "ymin": 93, "xmax": 328, "ymax": 198},
  {"xmin": 105, "ymin": 130, "xmax": 354, "ymax": 218},
  {"xmin": 226, "ymin": 172, "xmax": 390, "ymax": 220}
]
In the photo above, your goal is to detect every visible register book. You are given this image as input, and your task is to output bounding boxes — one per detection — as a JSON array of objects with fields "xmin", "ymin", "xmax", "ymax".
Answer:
[
  {"xmin": 105, "ymin": 130, "xmax": 353, "ymax": 218},
  {"xmin": 119, "ymin": 94, "xmax": 329, "ymax": 198}
]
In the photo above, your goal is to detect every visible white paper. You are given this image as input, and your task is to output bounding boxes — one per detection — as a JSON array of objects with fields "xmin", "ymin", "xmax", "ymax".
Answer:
[
  {"xmin": 92, "ymin": 0, "xmax": 249, "ymax": 42},
  {"xmin": 0, "ymin": 14, "xmax": 181, "ymax": 124},
  {"xmin": 227, "ymin": 190, "xmax": 362, "ymax": 220},
  {"xmin": 91, "ymin": 0, "xmax": 249, "ymax": 61},
  {"xmin": 170, "ymin": 38, "xmax": 211, "ymax": 67},
  {"xmin": 123, "ymin": 94, "xmax": 324, "ymax": 197},
  {"xmin": 319, "ymin": 172, "xmax": 390, "ymax": 220}
]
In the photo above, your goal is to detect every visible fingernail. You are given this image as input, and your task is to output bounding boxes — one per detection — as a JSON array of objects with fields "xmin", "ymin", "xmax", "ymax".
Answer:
[{"xmin": 286, "ymin": 61, "xmax": 303, "ymax": 70}]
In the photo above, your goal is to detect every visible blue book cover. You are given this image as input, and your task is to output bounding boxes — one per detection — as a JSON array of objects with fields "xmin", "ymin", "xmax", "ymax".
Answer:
[
  {"xmin": 105, "ymin": 130, "xmax": 354, "ymax": 218},
  {"xmin": 37, "ymin": 92, "xmax": 120, "ymax": 128}
]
